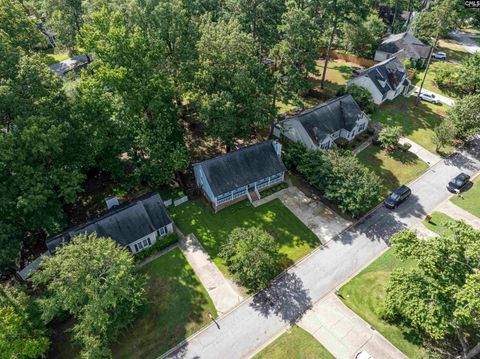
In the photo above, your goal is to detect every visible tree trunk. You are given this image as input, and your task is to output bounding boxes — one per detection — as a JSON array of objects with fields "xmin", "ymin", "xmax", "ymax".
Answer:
[
  {"xmin": 320, "ymin": 8, "xmax": 338, "ymax": 90},
  {"xmin": 391, "ymin": 0, "xmax": 400, "ymax": 30},
  {"xmin": 416, "ymin": 31, "xmax": 440, "ymax": 106},
  {"xmin": 465, "ymin": 342, "xmax": 480, "ymax": 359}
]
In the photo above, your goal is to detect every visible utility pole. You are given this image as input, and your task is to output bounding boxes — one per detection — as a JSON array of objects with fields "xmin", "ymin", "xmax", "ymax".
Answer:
[{"xmin": 415, "ymin": 30, "xmax": 440, "ymax": 106}]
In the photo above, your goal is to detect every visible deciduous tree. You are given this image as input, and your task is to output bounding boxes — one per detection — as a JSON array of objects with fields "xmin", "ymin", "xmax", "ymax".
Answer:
[
  {"xmin": 220, "ymin": 227, "xmax": 282, "ymax": 291},
  {"xmin": 385, "ymin": 225, "xmax": 480, "ymax": 359},
  {"xmin": 378, "ymin": 125, "xmax": 402, "ymax": 151},
  {"xmin": 445, "ymin": 94, "xmax": 480, "ymax": 141},
  {"xmin": 32, "ymin": 233, "xmax": 146, "ymax": 358},
  {"xmin": 0, "ymin": 284, "xmax": 49, "ymax": 358}
]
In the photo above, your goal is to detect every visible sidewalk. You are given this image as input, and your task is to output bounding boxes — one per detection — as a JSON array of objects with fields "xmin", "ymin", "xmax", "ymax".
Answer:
[
  {"xmin": 399, "ymin": 136, "xmax": 441, "ymax": 167},
  {"xmin": 434, "ymin": 200, "xmax": 480, "ymax": 229},
  {"xmin": 177, "ymin": 230, "xmax": 244, "ymax": 314},
  {"xmin": 298, "ymin": 293, "xmax": 407, "ymax": 359}
]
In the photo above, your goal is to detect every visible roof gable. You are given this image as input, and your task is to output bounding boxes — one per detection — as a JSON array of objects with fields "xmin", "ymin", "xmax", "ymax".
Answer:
[
  {"xmin": 359, "ymin": 57, "xmax": 408, "ymax": 94},
  {"xmin": 284, "ymin": 95, "xmax": 365, "ymax": 144},
  {"xmin": 378, "ymin": 32, "xmax": 430, "ymax": 60},
  {"xmin": 46, "ymin": 192, "xmax": 171, "ymax": 252},
  {"xmin": 198, "ymin": 141, "xmax": 287, "ymax": 196}
]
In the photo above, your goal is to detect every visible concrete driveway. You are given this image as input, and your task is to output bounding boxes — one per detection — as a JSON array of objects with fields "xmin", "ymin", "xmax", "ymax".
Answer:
[
  {"xmin": 413, "ymin": 86, "xmax": 455, "ymax": 106},
  {"xmin": 178, "ymin": 231, "xmax": 244, "ymax": 314},
  {"xmin": 298, "ymin": 293, "xmax": 407, "ymax": 359},
  {"xmin": 255, "ymin": 186, "xmax": 351, "ymax": 244}
]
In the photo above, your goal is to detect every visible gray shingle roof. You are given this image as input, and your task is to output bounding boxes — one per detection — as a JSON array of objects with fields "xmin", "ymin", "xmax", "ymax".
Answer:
[
  {"xmin": 46, "ymin": 192, "xmax": 171, "ymax": 252},
  {"xmin": 378, "ymin": 32, "xmax": 431, "ymax": 60},
  {"xmin": 197, "ymin": 141, "xmax": 286, "ymax": 197},
  {"xmin": 359, "ymin": 57, "xmax": 408, "ymax": 95},
  {"xmin": 286, "ymin": 95, "xmax": 364, "ymax": 144}
]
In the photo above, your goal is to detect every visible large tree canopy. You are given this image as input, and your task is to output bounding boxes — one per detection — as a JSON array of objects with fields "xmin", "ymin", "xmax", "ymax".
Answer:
[
  {"xmin": 32, "ymin": 233, "xmax": 146, "ymax": 358},
  {"xmin": 193, "ymin": 17, "xmax": 274, "ymax": 149},
  {"xmin": 385, "ymin": 225, "xmax": 480, "ymax": 359}
]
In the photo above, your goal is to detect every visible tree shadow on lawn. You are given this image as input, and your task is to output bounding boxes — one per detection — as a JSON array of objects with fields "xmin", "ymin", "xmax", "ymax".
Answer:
[
  {"xmin": 112, "ymin": 249, "xmax": 215, "ymax": 359},
  {"xmin": 250, "ymin": 272, "xmax": 312, "ymax": 324},
  {"xmin": 171, "ymin": 199, "xmax": 319, "ymax": 272},
  {"xmin": 334, "ymin": 64, "xmax": 356, "ymax": 79},
  {"xmin": 374, "ymin": 97, "xmax": 445, "ymax": 143}
]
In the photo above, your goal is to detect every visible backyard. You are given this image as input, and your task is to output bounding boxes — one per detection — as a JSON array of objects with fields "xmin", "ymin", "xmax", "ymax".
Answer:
[
  {"xmin": 253, "ymin": 326, "xmax": 334, "ymax": 359},
  {"xmin": 372, "ymin": 96, "xmax": 449, "ymax": 154},
  {"xmin": 451, "ymin": 180, "xmax": 480, "ymax": 218},
  {"xmin": 357, "ymin": 145, "xmax": 429, "ymax": 196},
  {"xmin": 112, "ymin": 248, "xmax": 216, "ymax": 359},
  {"xmin": 170, "ymin": 198, "xmax": 320, "ymax": 276},
  {"xmin": 339, "ymin": 249, "xmax": 425, "ymax": 359},
  {"xmin": 277, "ymin": 59, "xmax": 360, "ymax": 114}
]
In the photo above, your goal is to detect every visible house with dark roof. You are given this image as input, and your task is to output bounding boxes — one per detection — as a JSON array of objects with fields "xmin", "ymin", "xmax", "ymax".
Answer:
[
  {"xmin": 193, "ymin": 141, "xmax": 287, "ymax": 211},
  {"xmin": 46, "ymin": 192, "xmax": 173, "ymax": 255},
  {"xmin": 374, "ymin": 32, "xmax": 431, "ymax": 63},
  {"xmin": 273, "ymin": 95, "xmax": 370, "ymax": 150},
  {"xmin": 348, "ymin": 57, "xmax": 411, "ymax": 105},
  {"xmin": 49, "ymin": 54, "xmax": 91, "ymax": 78}
]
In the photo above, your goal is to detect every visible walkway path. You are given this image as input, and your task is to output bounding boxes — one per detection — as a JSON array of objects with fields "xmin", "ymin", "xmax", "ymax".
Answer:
[
  {"xmin": 298, "ymin": 293, "xmax": 407, "ymax": 359},
  {"xmin": 399, "ymin": 136, "xmax": 442, "ymax": 167},
  {"xmin": 177, "ymin": 230, "xmax": 244, "ymax": 314},
  {"xmin": 164, "ymin": 137, "xmax": 480, "ymax": 359},
  {"xmin": 413, "ymin": 86, "xmax": 455, "ymax": 106},
  {"xmin": 254, "ymin": 186, "xmax": 351, "ymax": 244},
  {"xmin": 434, "ymin": 200, "xmax": 480, "ymax": 229}
]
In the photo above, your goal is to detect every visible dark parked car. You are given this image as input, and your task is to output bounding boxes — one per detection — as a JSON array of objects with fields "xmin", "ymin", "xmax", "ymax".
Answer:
[
  {"xmin": 384, "ymin": 185, "xmax": 411, "ymax": 209},
  {"xmin": 447, "ymin": 173, "xmax": 470, "ymax": 193}
]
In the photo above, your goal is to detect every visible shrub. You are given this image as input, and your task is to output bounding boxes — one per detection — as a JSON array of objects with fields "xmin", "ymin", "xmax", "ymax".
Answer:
[
  {"xmin": 283, "ymin": 141, "xmax": 307, "ymax": 170},
  {"xmin": 401, "ymin": 142, "xmax": 412, "ymax": 152},
  {"xmin": 260, "ymin": 182, "xmax": 288, "ymax": 197},
  {"xmin": 339, "ymin": 84, "xmax": 375, "ymax": 114},
  {"xmin": 134, "ymin": 233, "xmax": 179, "ymax": 262},
  {"xmin": 334, "ymin": 137, "xmax": 350, "ymax": 149}
]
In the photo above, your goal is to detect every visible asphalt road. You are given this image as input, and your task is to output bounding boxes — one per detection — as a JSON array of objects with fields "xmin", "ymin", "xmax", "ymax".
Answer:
[{"xmin": 164, "ymin": 138, "xmax": 480, "ymax": 359}]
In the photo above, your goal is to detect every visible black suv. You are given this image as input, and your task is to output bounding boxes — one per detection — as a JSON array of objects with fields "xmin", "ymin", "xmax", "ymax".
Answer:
[
  {"xmin": 384, "ymin": 185, "xmax": 411, "ymax": 209},
  {"xmin": 447, "ymin": 173, "xmax": 470, "ymax": 193}
]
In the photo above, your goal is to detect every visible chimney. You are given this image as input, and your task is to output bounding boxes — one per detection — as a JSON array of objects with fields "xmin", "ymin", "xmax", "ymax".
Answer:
[
  {"xmin": 105, "ymin": 195, "xmax": 119, "ymax": 210},
  {"xmin": 272, "ymin": 140, "xmax": 282, "ymax": 158}
]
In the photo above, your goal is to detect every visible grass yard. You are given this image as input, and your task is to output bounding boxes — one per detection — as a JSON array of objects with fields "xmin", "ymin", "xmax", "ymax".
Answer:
[
  {"xmin": 372, "ymin": 96, "xmax": 450, "ymax": 154},
  {"xmin": 253, "ymin": 325, "xmax": 334, "ymax": 359},
  {"xmin": 436, "ymin": 38, "xmax": 471, "ymax": 63},
  {"xmin": 276, "ymin": 59, "xmax": 361, "ymax": 114},
  {"xmin": 422, "ymin": 211, "xmax": 456, "ymax": 236},
  {"xmin": 340, "ymin": 249, "xmax": 426, "ymax": 359},
  {"xmin": 412, "ymin": 62, "xmax": 462, "ymax": 98},
  {"xmin": 357, "ymin": 145, "xmax": 429, "ymax": 196},
  {"xmin": 170, "ymin": 199, "xmax": 319, "ymax": 276},
  {"xmin": 112, "ymin": 248, "xmax": 216, "ymax": 359},
  {"xmin": 451, "ymin": 179, "xmax": 480, "ymax": 218}
]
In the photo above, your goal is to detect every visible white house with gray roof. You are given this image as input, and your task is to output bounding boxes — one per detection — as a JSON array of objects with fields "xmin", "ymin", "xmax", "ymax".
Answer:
[
  {"xmin": 273, "ymin": 95, "xmax": 370, "ymax": 150},
  {"xmin": 193, "ymin": 141, "xmax": 287, "ymax": 211},
  {"xmin": 348, "ymin": 57, "xmax": 411, "ymax": 105},
  {"xmin": 46, "ymin": 192, "xmax": 173, "ymax": 255}
]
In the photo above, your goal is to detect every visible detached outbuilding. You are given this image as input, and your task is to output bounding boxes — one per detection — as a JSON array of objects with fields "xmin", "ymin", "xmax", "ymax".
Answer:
[
  {"xmin": 49, "ymin": 54, "xmax": 91, "ymax": 78},
  {"xmin": 193, "ymin": 141, "xmax": 287, "ymax": 211}
]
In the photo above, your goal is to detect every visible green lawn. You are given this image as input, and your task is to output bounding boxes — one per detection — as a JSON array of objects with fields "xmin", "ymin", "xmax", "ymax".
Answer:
[
  {"xmin": 357, "ymin": 145, "xmax": 429, "ymax": 196},
  {"xmin": 372, "ymin": 96, "xmax": 450, "ymax": 154},
  {"xmin": 436, "ymin": 38, "xmax": 471, "ymax": 63},
  {"xmin": 422, "ymin": 211, "xmax": 456, "ymax": 236},
  {"xmin": 170, "ymin": 199, "xmax": 319, "ymax": 276},
  {"xmin": 112, "ymin": 248, "xmax": 216, "ymax": 359},
  {"xmin": 340, "ymin": 249, "xmax": 426, "ymax": 359},
  {"xmin": 253, "ymin": 325, "xmax": 334, "ymax": 359},
  {"xmin": 451, "ymin": 180, "xmax": 480, "ymax": 218},
  {"xmin": 412, "ymin": 62, "xmax": 462, "ymax": 98},
  {"xmin": 276, "ymin": 59, "xmax": 360, "ymax": 114}
]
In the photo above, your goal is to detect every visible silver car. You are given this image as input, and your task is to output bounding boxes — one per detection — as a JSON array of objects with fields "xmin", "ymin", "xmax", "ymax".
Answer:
[
  {"xmin": 419, "ymin": 92, "xmax": 440, "ymax": 104},
  {"xmin": 432, "ymin": 51, "xmax": 447, "ymax": 60}
]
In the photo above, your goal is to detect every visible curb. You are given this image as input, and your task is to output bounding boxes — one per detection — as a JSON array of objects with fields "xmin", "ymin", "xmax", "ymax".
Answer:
[{"xmin": 160, "ymin": 142, "xmax": 479, "ymax": 358}]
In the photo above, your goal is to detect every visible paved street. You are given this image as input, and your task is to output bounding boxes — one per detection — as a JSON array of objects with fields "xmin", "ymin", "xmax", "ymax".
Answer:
[
  {"xmin": 298, "ymin": 293, "xmax": 407, "ymax": 359},
  {"xmin": 163, "ymin": 138, "xmax": 480, "ymax": 359},
  {"xmin": 449, "ymin": 31, "xmax": 480, "ymax": 54}
]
